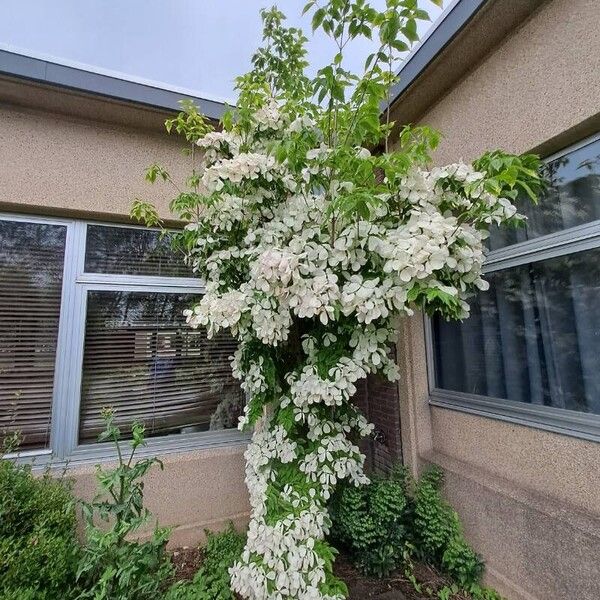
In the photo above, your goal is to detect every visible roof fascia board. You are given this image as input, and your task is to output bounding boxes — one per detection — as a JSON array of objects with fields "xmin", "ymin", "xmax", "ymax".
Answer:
[
  {"xmin": 387, "ymin": 0, "xmax": 489, "ymax": 110},
  {"xmin": 0, "ymin": 49, "xmax": 226, "ymax": 121}
]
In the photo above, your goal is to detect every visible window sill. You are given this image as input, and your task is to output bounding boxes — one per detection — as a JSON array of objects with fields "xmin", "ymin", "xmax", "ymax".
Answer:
[
  {"xmin": 30, "ymin": 429, "xmax": 250, "ymax": 470},
  {"xmin": 4, "ymin": 448, "xmax": 52, "ymax": 461},
  {"xmin": 429, "ymin": 389, "xmax": 600, "ymax": 444}
]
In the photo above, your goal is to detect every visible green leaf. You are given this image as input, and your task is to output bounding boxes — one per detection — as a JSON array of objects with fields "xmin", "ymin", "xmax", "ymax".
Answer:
[
  {"xmin": 312, "ymin": 7, "xmax": 326, "ymax": 30},
  {"xmin": 302, "ymin": 0, "xmax": 315, "ymax": 16},
  {"xmin": 403, "ymin": 18, "xmax": 419, "ymax": 43},
  {"xmin": 130, "ymin": 199, "xmax": 162, "ymax": 228},
  {"xmin": 391, "ymin": 39, "xmax": 409, "ymax": 52}
]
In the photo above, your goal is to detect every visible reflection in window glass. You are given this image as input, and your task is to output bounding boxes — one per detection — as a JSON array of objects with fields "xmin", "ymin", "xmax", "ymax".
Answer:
[
  {"xmin": 489, "ymin": 137, "xmax": 600, "ymax": 250},
  {"xmin": 79, "ymin": 291, "xmax": 243, "ymax": 443},
  {"xmin": 433, "ymin": 249, "xmax": 600, "ymax": 415},
  {"xmin": 0, "ymin": 220, "xmax": 67, "ymax": 449},
  {"xmin": 85, "ymin": 225, "xmax": 193, "ymax": 277}
]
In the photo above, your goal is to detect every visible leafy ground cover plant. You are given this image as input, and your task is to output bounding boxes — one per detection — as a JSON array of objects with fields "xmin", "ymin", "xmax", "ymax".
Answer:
[
  {"xmin": 0, "ymin": 434, "xmax": 80, "ymax": 600},
  {"xmin": 76, "ymin": 410, "xmax": 173, "ymax": 600},
  {"xmin": 132, "ymin": 1, "xmax": 544, "ymax": 597},
  {"xmin": 330, "ymin": 465, "xmax": 502, "ymax": 600},
  {"xmin": 330, "ymin": 466, "xmax": 409, "ymax": 577},
  {"xmin": 412, "ymin": 467, "xmax": 501, "ymax": 600},
  {"xmin": 165, "ymin": 523, "xmax": 246, "ymax": 600}
]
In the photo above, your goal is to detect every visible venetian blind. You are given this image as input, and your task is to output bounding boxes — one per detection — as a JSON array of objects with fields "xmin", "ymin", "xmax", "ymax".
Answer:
[
  {"xmin": 85, "ymin": 225, "xmax": 193, "ymax": 277},
  {"xmin": 79, "ymin": 291, "xmax": 243, "ymax": 443},
  {"xmin": 0, "ymin": 220, "xmax": 67, "ymax": 450}
]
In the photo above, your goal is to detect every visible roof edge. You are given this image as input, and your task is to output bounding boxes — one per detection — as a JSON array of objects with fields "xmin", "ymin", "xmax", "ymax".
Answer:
[
  {"xmin": 387, "ymin": 0, "xmax": 489, "ymax": 110},
  {"xmin": 0, "ymin": 49, "xmax": 227, "ymax": 121}
]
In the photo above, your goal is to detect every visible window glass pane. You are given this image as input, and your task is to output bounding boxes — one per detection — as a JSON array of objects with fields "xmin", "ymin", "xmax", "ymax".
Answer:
[
  {"xmin": 85, "ymin": 225, "xmax": 193, "ymax": 277},
  {"xmin": 79, "ymin": 291, "xmax": 243, "ymax": 443},
  {"xmin": 489, "ymin": 136, "xmax": 600, "ymax": 250},
  {"xmin": 0, "ymin": 220, "xmax": 67, "ymax": 450},
  {"xmin": 432, "ymin": 248, "xmax": 600, "ymax": 415}
]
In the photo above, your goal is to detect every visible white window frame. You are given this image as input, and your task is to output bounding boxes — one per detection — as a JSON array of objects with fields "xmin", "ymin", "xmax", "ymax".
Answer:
[
  {"xmin": 425, "ymin": 132, "xmax": 600, "ymax": 443},
  {"xmin": 1, "ymin": 214, "xmax": 248, "ymax": 465}
]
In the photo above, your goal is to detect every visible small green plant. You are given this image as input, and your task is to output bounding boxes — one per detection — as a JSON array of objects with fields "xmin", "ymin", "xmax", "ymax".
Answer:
[
  {"xmin": 330, "ymin": 465, "xmax": 503, "ymax": 599},
  {"xmin": 76, "ymin": 409, "xmax": 173, "ymax": 600},
  {"xmin": 0, "ymin": 433, "xmax": 80, "ymax": 599},
  {"xmin": 412, "ymin": 467, "xmax": 503, "ymax": 599},
  {"xmin": 329, "ymin": 466, "xmax": 409, "ymax": 577},
  {"xmin": 165, "ymin": 524, "xmax": 246, "ymax": 600},
  {"xmin": 412, "ymin": 467, "xmax": 468, "ymax": 562}
]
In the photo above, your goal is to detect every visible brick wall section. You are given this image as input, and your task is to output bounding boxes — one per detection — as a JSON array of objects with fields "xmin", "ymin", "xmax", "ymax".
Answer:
[{"xmin": 353, "ymin": 352, "xmax": 402, "ymax": 473}]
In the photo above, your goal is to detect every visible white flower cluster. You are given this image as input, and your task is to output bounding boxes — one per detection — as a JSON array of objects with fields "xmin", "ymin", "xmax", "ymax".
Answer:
[
  {"xmin": 288, "ymin": 363, "xmax": 360, "ymax": 409},
  {"xmin": 196, "ymin": 130, "xmax": 242, "ymax": 163},
  {"xmin": 203, "ymin": 152, "xmax": 279, "ymax": 192},
  {"xmin": 230, "ymin": 412, "xmax": 345, "ymax": 600},
  {"xmin": 252, "ymin": 248, "xmax": 299, "ymax": 292},
  {"xmin": 250, "ymin": 296, "xmax": 294, "ymax": 345},
  {"xmin": 178, "ymin": 96, "xmax": 521, "ymax": 600},
  {"xmin": 230, "ymin": 348, "xmax": 372, "ymax": 599},
  {"xmin": 254, "ymin": 98, "xmax": 286, "ymax": 131},
  {"xmin": 299, "ymin": 433, "xmax": 369, "ymax": 497},
  {"xmin": 184, "ymin": 289, "xmax": 246, "ymax": 337},
  {"xmin": 229, "ymin": 326, "xmax": 391, "ymax": 597}
]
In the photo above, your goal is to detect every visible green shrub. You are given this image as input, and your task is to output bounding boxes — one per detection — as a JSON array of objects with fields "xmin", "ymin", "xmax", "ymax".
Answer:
[
  {"xmin": 165, "ymin": 524, "xmax": 246, "ymax": 600},
  {"xmin": 442, "ymin": 537, "xmax": 485, "ymax": 589},
  {"xmin": 329, "ymin": 466, "xmax": 409, "ymax": 577},
  {"xmin": 412, "ymin": 467, "xmax": 465, "ymax": 559},
  {"xmin": 0, "ymin": 437, "xmax": 80, "ymax": 599},
  {"xmin": 330, "ymin": 464, "xmax": 503, "ymax": 599},
  {"xmin": 413, "ymin": 466, "xmax": 489, "ymax": 593},
  {"xmin": 76, "ymin": 410, "xmax": 173, "ymax": 600}
]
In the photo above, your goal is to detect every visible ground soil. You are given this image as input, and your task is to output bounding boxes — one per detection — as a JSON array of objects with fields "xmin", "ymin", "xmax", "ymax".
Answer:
[
  {"xmin": 170, "ymin": 548, "xmax": 469, "ymax": 600},
  {"xmin": 170, "ymin": 546, "xmax": 203, "ymax": 582},
  {"xmin": 333, "ymin": 555, "xmax": 470, "ymax": 600}
]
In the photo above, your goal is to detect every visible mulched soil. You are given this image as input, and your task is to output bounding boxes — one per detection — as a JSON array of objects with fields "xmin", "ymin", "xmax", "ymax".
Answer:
[
  {"xmin": 170, "ymin": 548, "xmax": 469, "ymax": 600},
  {"xmin": 170, "ymin": 546, "xmax": 203, "ymax": 582},
  {"xmin": 333, "ymin": 555, "xmax": 470, "ymax": 600}
]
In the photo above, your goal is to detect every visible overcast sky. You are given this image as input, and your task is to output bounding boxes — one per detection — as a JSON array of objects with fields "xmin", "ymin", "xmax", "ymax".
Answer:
[{"xmin": 0, "ymin": 0, "xmax": 445, "ymax": 102}]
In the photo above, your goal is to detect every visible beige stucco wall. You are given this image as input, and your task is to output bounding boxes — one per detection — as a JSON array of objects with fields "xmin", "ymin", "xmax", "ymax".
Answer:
[
  {"xmin": 412, "ymin": 0, "xmax": 600, "ymax": 164},
  {"xmin": 395, "ymin": 1, "xmax": 600, "ymax": 599},
  {"xmin": 0, "ymin": 98, "xmax": 189, "ymax": 221},
  {"xmin": 71, "ymin": 444, "xmax": 250, "ymax": 547}
]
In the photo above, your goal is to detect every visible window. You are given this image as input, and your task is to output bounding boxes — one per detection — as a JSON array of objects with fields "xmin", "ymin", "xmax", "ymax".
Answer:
[
  {"xmin": 0, "ymin": 217, "xmax": 245, "ymax": 459},
  {"xmin": 0, "ymin": 219, "xmax": 67, "ymax": 450},
  {"xmin": 429, "ymin": 134, "xmax": 600, "ymax": 440},
  {"xmin": 85, "ymin": 224, "xmax": 192, "ymax": 277},
  {"xmin": 79, "ymin": 291, "xmax": 241, "ymax": 443}
]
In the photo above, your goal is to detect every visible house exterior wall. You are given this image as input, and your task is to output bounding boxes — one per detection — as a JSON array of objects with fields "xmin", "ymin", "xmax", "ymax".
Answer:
[
  {"xmin": 0, "ymin": 98, "xmax": 188, "ymax": 221},
  {"xmin": 409, "ymin": 0, "xmax": 600, "ymax": 165},
  {"xmin": 71, "ymin": 444, "xmax": 250, "ymax": 547},
  {"xmin": 394, "ymin": 0, "xmax": 600, "ymax": 598},
  {"xmin": 354, "ymin": 370, "xmax": 403, "ymax": 474},
  {"xmin": 0, "ymin": 89, "xmax": 250, "ymax": 543}
]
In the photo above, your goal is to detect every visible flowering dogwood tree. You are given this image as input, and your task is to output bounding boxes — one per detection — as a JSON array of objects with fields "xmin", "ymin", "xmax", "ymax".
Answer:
[{"xmin": 132, "ymin": 2, "xmax": 543, "ymax": 599}]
